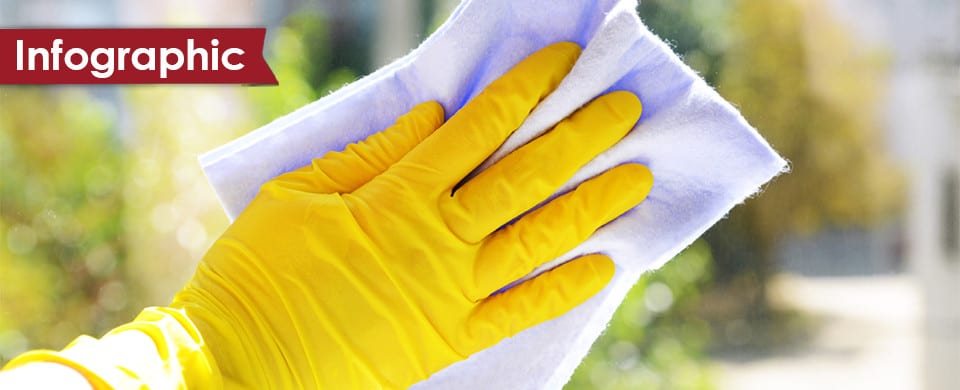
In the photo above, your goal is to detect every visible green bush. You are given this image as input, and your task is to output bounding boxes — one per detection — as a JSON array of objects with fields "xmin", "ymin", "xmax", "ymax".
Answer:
[{"xmin": 567, "ymin": 240, "xmax": 716, "ymax": 390}]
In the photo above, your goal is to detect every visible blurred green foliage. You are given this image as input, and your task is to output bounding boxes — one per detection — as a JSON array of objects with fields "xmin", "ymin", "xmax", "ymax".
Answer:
[
  {"xmin": 637, "ymin": 0, "xmax": 731, "ymax": 84},
  {"xmin": 0, "ymin": 87, "xmax": 138, "ymax": 363},
  {"xmin": 567, "ymin": 241, "xmax": 716, "ymax": 390},
  {"xmin": 718, "ymin": 0, "xmax": 901, "ymax": 239},
  {"xmin": 247, "ymin": 12, "xmax": 359, "ymax": 122}
]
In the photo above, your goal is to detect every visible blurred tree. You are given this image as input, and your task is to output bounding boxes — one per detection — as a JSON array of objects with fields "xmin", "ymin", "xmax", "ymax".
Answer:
[
  {"xmin": 0, "ymin": 87, "xmax": 138, "ymax": 364},
  {"xmin": 706, "ymin": 0, "xmax": 902, "ymax": 344},
  {"xmin": 637, "ymin": 0, "xmax": 732, "ymax": 84},
  {"xmin": 248, "ymin": 10, "xmax": 360, "ymax": 124}
]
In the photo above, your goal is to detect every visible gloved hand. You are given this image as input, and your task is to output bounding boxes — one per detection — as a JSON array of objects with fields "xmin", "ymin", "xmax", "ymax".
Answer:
[{"xmin": 2, "ymin": 42, "xmax": 653, "ymax": 389}]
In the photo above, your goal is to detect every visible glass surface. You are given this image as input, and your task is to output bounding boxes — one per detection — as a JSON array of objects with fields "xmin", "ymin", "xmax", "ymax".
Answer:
[{"xmin": 1, "ymin": 0, "xmax": 956, "ymax": 388}]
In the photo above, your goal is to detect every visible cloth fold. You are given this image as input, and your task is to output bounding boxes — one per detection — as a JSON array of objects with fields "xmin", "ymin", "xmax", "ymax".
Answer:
[{"xmin": 199, "ymin": 0, "xmax": 786, "ymax": 388}]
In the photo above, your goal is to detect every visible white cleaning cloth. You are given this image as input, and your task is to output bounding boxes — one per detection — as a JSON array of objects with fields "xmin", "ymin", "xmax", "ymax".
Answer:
[{"xmin": 199, "ymin": 0, "xmax": 786, "ymax": 388}]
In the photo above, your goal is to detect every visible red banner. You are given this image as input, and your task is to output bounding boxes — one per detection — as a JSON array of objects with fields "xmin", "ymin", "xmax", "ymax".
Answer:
[{"xmin": 0, "ymin": 28, "xmax": 278, "ymax": 85}]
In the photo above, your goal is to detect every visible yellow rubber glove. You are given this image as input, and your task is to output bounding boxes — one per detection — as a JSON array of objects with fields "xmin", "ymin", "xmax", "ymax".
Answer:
[{"xmin": 2, "ymin": 42, "xmax": 653, "ymax": 389}]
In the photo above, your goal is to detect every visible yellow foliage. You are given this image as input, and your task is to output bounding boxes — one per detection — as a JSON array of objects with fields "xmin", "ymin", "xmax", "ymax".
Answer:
[{"xmin": 719, "ymin": 0, "xmax": 903, "ymax": 239}]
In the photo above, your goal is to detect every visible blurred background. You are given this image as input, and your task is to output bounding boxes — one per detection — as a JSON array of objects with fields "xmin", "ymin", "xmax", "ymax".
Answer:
[{"xmin": 0, "ymin": 0, "xmax": 957, "ymax": 388}]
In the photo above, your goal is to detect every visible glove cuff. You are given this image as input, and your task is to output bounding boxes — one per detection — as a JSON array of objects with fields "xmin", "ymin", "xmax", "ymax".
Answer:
[{"xmin": 2, "ymin": 306, "xmax": 221, "ymax": 389}]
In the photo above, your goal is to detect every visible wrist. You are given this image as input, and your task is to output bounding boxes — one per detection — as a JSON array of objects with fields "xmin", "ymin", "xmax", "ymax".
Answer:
[
  {"xmin": 172, "ymin": 265, "xmax": 271, "ymax": 389},
  {"xmin": 0, "ymin": 362, "xmax": 94, "ymax": 389},
  {"xmin": 2, "ymin": 307, "xmax": 221, "ymax": 389}
]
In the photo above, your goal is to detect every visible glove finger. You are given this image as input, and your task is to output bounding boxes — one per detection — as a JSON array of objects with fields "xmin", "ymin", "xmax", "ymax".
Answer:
[
  {"xmin": 470, "ymin": 163, "xmax": 652, "ymax": 299},
  {"xmin": 441, "ymin": 91, "xmax": 641, "ymax": 242},
  {"xmin": 397, "ymin": 42, "xmax": 580, "ymax": 188},
  {"xmin": 268, "ymin": 101, "xmax": 445, "ymax": 194},
  {"xmin": 459, "ymin": 254, "xmax": 614, "ymax": 354}
]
